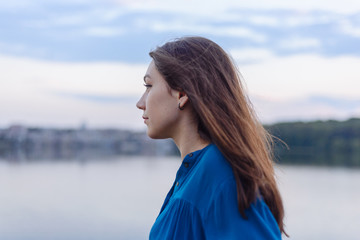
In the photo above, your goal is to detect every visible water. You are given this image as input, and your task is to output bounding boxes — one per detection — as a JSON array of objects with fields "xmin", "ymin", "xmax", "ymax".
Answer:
[{"xmin": 0, "ymin": 157, "xmax": 359, "ymax": 240}]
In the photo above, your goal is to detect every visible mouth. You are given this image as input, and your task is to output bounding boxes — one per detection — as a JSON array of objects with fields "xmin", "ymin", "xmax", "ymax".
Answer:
[{"xmin": 142, "ymin": 116, "xmax": 149, "ymax": 123}]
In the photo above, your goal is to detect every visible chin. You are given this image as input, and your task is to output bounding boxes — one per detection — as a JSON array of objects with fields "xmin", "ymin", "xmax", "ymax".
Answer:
[{"xmin": 147, "ymin": 128, "xmax": 169, "ymax": 139}]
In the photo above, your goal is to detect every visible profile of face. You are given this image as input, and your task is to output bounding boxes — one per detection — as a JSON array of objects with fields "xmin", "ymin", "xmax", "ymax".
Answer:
[{"xmin": 136, "ymin": 61, "xmax": 187, "ymax": 139}]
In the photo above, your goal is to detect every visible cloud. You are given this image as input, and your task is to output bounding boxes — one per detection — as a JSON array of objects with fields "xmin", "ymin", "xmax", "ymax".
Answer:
[
  {"xmin": 251, "ymin": 95, "xmax": 360, "ymax": 124},
  {"xmin": 338, "ymin": 19, "xmax": 360, "ymax": 38},
  {"xmin": 83, "ymin": 26, "xmax": 125, "ymax": 37},
  {"xmin": 13, "ymin": 3, "xmax": 126, "ymax": 30},
  {"xmin": 0, "ymin": 55, "xmax": 147, "ymax": 129},
  {"xmin": 245, "ymin": 15, "xmax": 280, "ymax": 27},
  {"xmin": 54, "ymin": 92, "xmax": 137, "ymax": 103},
  {"xmin": 231, "ymin": 52, "xmax": 360, "ymax": 99},
  {"xmin": 0, "ymin": 1, "xmax": 34, "ymax": 10},
  {"xmin": 0, "ymin": 91, "xmax": 143, "ymax": 130},
  {"xmin": 49, "ymin": 7, "xmax": 127, "ymax": 27},
  {"xmin": 240, "ymin": 55, "xmax": 360, "ymax": 99},
  {"xmin": 0, "ymin": 0, "xmax": 103, "ymax": 10},
  {"xmin": 308, "ymin": 96, "xmax": 360, "ymax": 110},
  {"xmin": 0, "ymin": 54, "xmax": 147, "ymax": 96},
  {"xmin": 1, "ymin": 1, "xmax": 359, "ymax": 62},
  {"xmin": 279, "ymin": 12, "xmax": 340, "ymax": 27},
  {"xmin": 224, "ymin": 9, "xmax": 342, "ymax": 28},
  {"xmin": 147, "ymin": 21, "xmax": 267, "ymax": 42},
  {"xmin": 1, "ymin": 53, "xmax": 359, "ymax": 129},
  {"xmin": 0, "ymin": 42, "xmax": 48, "ymax": 57},
  {"xmin": 230, "ymin": 48, "xmax": 274, "ymax": 64},
  {"xmin": 278, "ymin": 37, "xmax": 321, "ymax": 50},
  {"xmin": 111, "ymin": 0, "xmax": 360, "ymax": 14}
]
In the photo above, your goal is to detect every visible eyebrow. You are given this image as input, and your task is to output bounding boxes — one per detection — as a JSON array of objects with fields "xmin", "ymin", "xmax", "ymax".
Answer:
[{"xmin": 143, "ymin": 74, "xmax": 151, "ymax": 82}]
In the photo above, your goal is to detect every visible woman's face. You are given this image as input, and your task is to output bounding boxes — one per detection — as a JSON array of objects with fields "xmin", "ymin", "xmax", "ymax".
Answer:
[{"xmin": 136, "ymin": 61, "xmax": 181, "ymax": 139}]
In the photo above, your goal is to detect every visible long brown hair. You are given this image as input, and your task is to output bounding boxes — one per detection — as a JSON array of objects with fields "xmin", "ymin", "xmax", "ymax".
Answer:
[{"xmin": 149, "ymin": 36, "xmax": 286, "ymax": 235}]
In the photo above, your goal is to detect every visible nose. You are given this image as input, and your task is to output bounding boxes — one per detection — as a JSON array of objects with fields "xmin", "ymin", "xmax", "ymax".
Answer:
[{"xmin": 136, "ymin": 93, "xmax": 146, "ymax": 110}]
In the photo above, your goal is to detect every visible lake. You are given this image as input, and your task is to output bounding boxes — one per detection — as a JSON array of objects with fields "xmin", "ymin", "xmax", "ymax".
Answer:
[{"xmin": 0, "ymin": 156, "xmax": 359, "ymax": 239}]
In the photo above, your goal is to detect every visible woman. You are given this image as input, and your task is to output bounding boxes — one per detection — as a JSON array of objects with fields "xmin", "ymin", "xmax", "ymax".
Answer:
[{"xmin": 136, "ymin": 36, "xmax": 286, "ymax": 239}]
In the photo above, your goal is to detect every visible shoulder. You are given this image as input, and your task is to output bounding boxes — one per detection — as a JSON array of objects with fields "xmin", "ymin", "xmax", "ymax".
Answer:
[
  {"xmin": 188, "ymin": 144, "xmax": 234, "ymax": 186},
  {"xmin": 196, "ymin": 144, "xmax": 234, "ymax": 183},
  {"xmin": 177, "ymin": 144, "xmax": 236, "ymax": 211}
]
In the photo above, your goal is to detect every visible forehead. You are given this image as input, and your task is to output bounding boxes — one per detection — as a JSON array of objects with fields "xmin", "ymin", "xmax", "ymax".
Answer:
[
  {"xmin": 144, "ymin": 61, "xmax": 163, "ymax": 81},
  {"xmin": 145, "ymin": 61, "xmax": 156, "ymax": 76},
  {"xmin": 144, "ymin": 61, "xmax": 173, "ymax": 93}
]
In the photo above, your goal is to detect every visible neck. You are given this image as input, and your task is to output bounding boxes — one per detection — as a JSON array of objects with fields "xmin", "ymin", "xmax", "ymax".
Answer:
[{"xmin": 172, "ymin": 121, "xmax": 210, "ymax": 160}]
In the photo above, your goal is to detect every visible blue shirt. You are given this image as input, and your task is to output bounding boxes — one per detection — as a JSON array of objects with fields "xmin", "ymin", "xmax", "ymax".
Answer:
[{"xmin": 149, "ymin": 144, "xmax": 282, "ymax": 239}]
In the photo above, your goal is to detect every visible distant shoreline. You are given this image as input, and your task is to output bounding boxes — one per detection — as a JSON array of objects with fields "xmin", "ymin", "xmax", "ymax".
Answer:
[{"xmin": 1, "ymin": 118, "xmax": 359, "ymax": 166}]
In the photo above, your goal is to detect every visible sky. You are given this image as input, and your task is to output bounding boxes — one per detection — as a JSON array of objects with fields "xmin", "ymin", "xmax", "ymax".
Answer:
[{"xmin": 1, "ymin": 0, "xmax": 360, "ymax": 130}]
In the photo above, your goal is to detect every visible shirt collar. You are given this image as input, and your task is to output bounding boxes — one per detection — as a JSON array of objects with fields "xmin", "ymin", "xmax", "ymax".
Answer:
[{"xmin": 183, "ymin": 143, "xmax": 213, "ymax": 164}]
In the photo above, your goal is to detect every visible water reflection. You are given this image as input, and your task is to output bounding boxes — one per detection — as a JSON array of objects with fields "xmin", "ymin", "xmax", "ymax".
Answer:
[
  {"xmin": 0, "ymin": 158, "xmax": 359, "ymax": 240},
  {"xmin": 0, "ymin": 125, "xmax": 178, "ymax": 163}
]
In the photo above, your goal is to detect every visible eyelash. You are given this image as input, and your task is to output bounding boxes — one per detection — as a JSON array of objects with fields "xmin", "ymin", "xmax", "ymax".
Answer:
[{"xmin": 143, "ymin": 84, "xmax": 152, "ymax": 88}]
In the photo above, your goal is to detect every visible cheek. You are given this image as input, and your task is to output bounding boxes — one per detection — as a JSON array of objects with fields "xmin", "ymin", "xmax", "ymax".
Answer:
[
  {"xmin": 147, "ymin": 91, "xmax": 159, "ymax": 106},
  {"xmin": 147, "ymin": 89, "xmax": 173, "ymax": 110},
  {"xmin": 147, "ymin": 91, "xmax": 178, "ymax": 123}
]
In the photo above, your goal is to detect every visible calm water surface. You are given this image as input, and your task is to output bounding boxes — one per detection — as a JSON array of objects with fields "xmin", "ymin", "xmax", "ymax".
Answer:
[{"xmin": 0, "ymin": 157, "xmax": 359, "ymax": 240}]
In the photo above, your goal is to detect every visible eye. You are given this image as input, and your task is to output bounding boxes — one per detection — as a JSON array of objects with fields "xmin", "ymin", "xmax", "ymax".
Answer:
[{"xmin": 143, "ymin": 83, "xmax": 152, "ymax": 88}]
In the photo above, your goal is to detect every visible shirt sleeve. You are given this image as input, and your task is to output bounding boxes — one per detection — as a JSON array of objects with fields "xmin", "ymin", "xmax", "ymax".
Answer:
[
  {"xmin": 204, "ymin": 178, "xmax": 282, "ymax": 240},
  {"xmin": 149, "ymin": 198, "xmax": 206, "ymax": 240}
]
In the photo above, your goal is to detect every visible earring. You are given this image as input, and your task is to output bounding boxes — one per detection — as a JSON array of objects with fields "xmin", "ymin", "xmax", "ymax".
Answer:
[{"xmin": 178, "ymin": 102, "xmax": 185, "ymax": 110}]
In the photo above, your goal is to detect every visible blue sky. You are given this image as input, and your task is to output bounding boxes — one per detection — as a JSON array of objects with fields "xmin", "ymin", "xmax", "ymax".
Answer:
[
  {"xmin": 2, "ymin": 1, "xmax": 360, "ymax": 62},
  {"xmin": 1, "ymin": 0, "xmax": 360, "ymax": 129}
]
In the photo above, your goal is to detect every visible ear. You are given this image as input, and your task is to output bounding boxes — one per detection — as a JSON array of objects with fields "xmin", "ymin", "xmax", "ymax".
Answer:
[{"xmin": 177, "ymin": 91, "xmax": 189, "ymax": 109}]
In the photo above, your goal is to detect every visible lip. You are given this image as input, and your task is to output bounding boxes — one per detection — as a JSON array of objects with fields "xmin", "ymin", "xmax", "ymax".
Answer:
[{"xmin": 142, "ymin": 116, "xmax": 149, "ymax": 123}]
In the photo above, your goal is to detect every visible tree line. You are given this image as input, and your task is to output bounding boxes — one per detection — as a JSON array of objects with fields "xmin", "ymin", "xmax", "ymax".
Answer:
[{"xmin": 266, "ymin": 118, "xmax": 360, "ymax": 167}]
